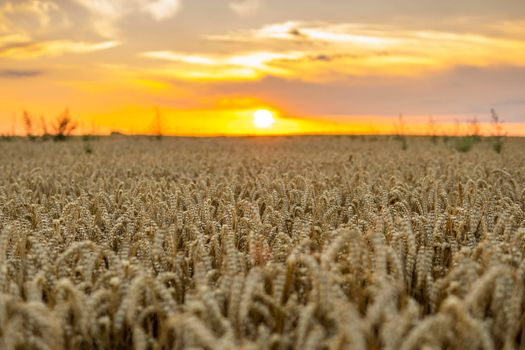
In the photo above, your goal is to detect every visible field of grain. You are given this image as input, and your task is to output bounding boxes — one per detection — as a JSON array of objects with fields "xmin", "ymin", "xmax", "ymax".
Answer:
[{"xmin": 1, "ymin": 136, "xmax": 524, "ymax": 349}]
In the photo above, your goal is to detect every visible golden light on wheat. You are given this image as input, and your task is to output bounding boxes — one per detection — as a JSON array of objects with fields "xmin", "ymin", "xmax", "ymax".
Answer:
[{"xmin": 0, "ymin": 136, "xmax": 524, "ymax": 349}]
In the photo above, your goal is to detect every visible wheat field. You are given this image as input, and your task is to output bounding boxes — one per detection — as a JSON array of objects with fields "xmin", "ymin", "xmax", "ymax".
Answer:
[{"xmin": 0, "ymin": 136, "xmax": 524, "ymax": 349}]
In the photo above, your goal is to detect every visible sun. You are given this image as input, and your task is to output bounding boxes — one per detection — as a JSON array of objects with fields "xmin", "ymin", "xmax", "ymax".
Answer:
[{"xmin": 253, "ymin": 109, "xmax": 275, "ymax": 129}]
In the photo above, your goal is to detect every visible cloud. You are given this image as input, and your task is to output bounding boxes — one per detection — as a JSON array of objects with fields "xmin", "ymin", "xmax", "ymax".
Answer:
[
  {"xmin": 142, "ymin": 0, "xmax": 182, "ymax": 21},
  {"xmin": 229, "ymin": 0, "xmax": 262, "ymax": 17},
  {"xmin": 204, "ymin": 21, "xmax": 525, "ymax": 81},
  {"xmin": 137, "ymin": 21, "xmax": 525, "ymax": 83},
  {"xmin": 0, "ymin": 33, "xmax": 118, "ymax": 60},
  {"xmin": 140, "ymin": 50, "xmax": 304, "ymax": 80},
  {"xmin": 140, "ymin": 23, "xmax": 525, "ymax": 82},
  {"xmin": 72, "ymin": 0, "xmax": 182, "ymax": 36},
  {"xmin": 73, "ymin": 0, "xmax": 183, "ymax": 20},
  {"xmin": 0, "ymin": 0, "xmax": 68, "ymax": 35},
  {"xmin": 0, "ymin": 40, "xmax": 119, "ymax": 59},
  {"xmin": 0, "ymin": 33, "xmax": 32, "ymax": 46},
  {"xmin": 0, "ymin": 69, "xmax": 44, "ymax": 78},
  {"xmin": 311, "ymin": 54, "xmax": 332, "ymax": 62}
]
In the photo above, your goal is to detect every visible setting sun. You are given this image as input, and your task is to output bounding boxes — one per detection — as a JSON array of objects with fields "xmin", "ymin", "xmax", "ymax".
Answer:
[{"xmin": 253, "ymin": 109, "xmax": 275, "ymax": 129}]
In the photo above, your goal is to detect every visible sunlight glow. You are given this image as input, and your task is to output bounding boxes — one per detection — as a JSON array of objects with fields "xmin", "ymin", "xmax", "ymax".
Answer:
[
  {"xmin": 2, "ymin": 2, "xmax": 525, "ymax": 136},
  {"xmin": 253, "ymin": 109, "xmax": 275, "ymax": 129}
]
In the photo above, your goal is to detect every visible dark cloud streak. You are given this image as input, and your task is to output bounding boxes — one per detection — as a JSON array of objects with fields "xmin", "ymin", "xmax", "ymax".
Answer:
[{"xmin": 0, "ymin": 70, "xmax": 44, "ymax": 78}]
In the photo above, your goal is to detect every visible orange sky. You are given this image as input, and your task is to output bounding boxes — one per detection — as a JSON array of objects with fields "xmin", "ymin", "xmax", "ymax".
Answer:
[{"xmin": 1, "ymin": 0, "xmax": 524, "ymax": 136}]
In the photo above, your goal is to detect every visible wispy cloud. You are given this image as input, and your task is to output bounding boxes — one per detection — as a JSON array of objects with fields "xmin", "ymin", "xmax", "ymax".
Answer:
[
  {"xmin": 0, "ymin": 33, "xmax": 32, "ymax": 46},
  {"xmin": 200, "ymin": 21, "xmax": 525, "ymax": 81},
  {"xmin": 138, "ymin": 21, "xmax": 525, "ymax": 83},
  {"xmin": 229, "ymin": 0, "xmax": 262, "ymax": 17},
  {"xmin": 140, "ymin": 50, "xmax": 304, "ymax": 80},
  {"xmin": 0, "ymin": 40, "xmax": 119, "ymax": 59},
  {"xmin": 0, "ymin": 69, "xmax": 43, "ymax": 78}
]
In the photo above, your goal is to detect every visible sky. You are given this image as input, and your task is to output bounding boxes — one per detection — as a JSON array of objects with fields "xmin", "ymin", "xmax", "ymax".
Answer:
[{"xmin": 1, "ymin": 0, "xmax": 525, "ymax": 136}]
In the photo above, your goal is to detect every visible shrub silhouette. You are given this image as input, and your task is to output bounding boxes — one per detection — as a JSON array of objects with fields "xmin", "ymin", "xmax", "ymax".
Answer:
[
  {"xmin": 53, "ymin": 109, "xmax": 77, "ymax": 141},
  {"xmin": 490, "ymin": 109, "xmax": 506, "ymax": 154}
]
